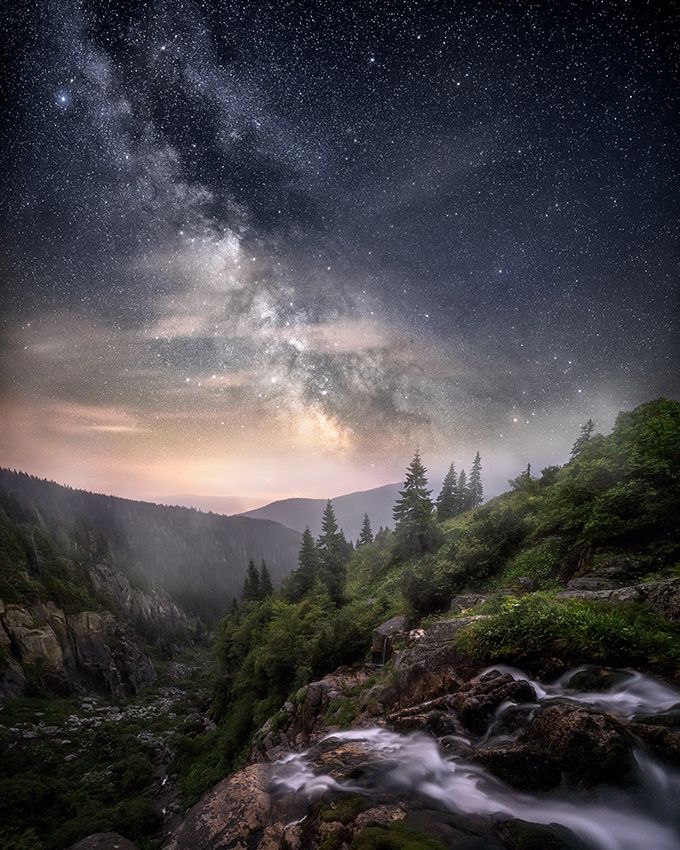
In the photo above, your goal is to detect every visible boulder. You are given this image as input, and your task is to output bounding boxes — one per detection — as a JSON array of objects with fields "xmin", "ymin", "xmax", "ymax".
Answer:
[
  {"xmin": 629, "ymin": 722, "xmax": 680, "ymax": 768},
  {"xmin": 371, "ymin": 615, "xmax": 408, "ymax": 664},
  {"xmin": 558, "ymin": 577, "xmax": 680, "ymax": 622},
  {"xmin": 474, "ymin": 742, "xmax": 562, "ymax": 791},
  {"xmin": 164, "ymin": 764, "xmax": 272, "ymax": 850},
  {"xmin": 392, "ymin": 617, "xmax": 480, "ymax": 707},
  {"xmin": 521, "ymin": 703, "xmax": 634, "ymax": 786},
  {"xmin": 452, "ymin": 670, "xmax": 536, "ymax": 734},
  {"xmin": 67, "ymin": 833, "xmax": 140, "ymax": 850}
]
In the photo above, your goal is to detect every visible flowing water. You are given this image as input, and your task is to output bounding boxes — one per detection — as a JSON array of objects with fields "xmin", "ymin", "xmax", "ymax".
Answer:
[{"xmin": 272, "ymin": 667, "xmax": 680, "ymax": 850}]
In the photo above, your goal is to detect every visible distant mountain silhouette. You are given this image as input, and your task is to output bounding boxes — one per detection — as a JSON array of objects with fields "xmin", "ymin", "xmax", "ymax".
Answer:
[
  {"xmin": 0, "ymin": 469, "xmax": 301, "ymax": 623},
  {"xmin": 152, "ymin": 493, "xmax": 265, "ymax": 515},
  {"xmin": 242, "ymin": 482, "xmax": 404, "ymax": 540}
]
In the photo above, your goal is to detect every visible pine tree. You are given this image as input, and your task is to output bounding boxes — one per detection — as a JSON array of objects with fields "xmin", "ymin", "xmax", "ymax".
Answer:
[
  {"xmin": 358, "ymin": 513, "xmax": 374, "ymax": 546},
  {"xmin": 317, "ymin": 501, "xmax": 348, "ymax": 604},
  {"xmin": 287, "ymin": 526, "xmax": 319, "ymax": 601},
  {"xmin": 456, "ymin": 469, "xmax": 469, "ymax": 511},
  {"xmin": 468, "ymin": 452, "xmax": 483, "ymax": 508},
  {"xmin": 571, "ymin": 418, "xmax": 595, "ymax": 459},
  {"xmin": 242, "ymin": 559, "xmax": 260, "ymax": 601},
  {"xmin": 259, "ymin": 560, "xmax": 273, "ymax": 597},
  {"xmin": 393, "ymin": 450, "xmax": 436, "ymax": 558},
  {"xmin": 436, "ymin": 462, "xmax": 458, "ymax": 521}
]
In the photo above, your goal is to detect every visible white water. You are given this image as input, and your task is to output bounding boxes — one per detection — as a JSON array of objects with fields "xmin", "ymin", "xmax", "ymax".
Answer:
[
  {"xmin": 272, "ymin": 667, "xmax": 680, "ymax": 850},
  {"xmin": 489, "ymin": 664, "xmax": 680, "ymax": 718}
]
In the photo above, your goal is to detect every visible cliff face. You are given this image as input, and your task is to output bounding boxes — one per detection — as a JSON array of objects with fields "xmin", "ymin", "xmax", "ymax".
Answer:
[
  {"xmin": 0, "ymin": 597, "xmax": 156, "ymax": 699},
  {"xmin": 0, "ymin": 561, "xmax": 191, "ymax": 701}
]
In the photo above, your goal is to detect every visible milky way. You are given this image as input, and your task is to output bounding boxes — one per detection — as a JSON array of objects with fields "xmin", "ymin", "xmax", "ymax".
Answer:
[{"xmin": 0, "ymin": 1, "xmax": 678, "ymax": 501}]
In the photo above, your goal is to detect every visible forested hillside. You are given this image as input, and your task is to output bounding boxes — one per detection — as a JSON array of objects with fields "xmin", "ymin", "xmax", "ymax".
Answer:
[
  {"xmin": 190, "ymin": 399, "xmax": 680, "ymax": 800},
  {"xmin": 0, "ymin": 470, "xmax": 301, "ymax": 623}
]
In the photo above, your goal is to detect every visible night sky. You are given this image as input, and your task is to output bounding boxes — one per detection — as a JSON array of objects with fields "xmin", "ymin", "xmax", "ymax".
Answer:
[{"xmin": 1, "ymin": 1, "xmax": 678, "ymax": 503}]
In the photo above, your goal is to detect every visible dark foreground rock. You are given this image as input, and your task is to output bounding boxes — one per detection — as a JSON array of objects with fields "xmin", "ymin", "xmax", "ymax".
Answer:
[
  {"xmin": 520, "ymin": 703, "xmax": 634, "ymax": 786},
  {"xmin": 67, "ymin": 833, "xmax": 140, "ymax": 850}
]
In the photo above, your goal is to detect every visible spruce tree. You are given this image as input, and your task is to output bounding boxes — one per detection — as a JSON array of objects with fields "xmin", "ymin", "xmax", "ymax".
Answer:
[
  {"xmin": 571, "ymin": 418, "xmax": 595, "ymax": 459},
  {"xmin": 259, "ymin": 560, "xmax": 273, "ymax": 597},
  {"xmin": 468, "ymin": 452, "xmax": 483, "ymax": 508},
  {"xmin": 456, "ymin": 469, "xmax": 469, "ymax": 511},
  {"xmin": 242, "ymin": 559, "xmax": 260, "ymax": 601},
  {"xmin": 358, "ymin": 513, "xmax": 374, "ymax": 546},
  {"xmin": 436, "ymin": 462, "xmax": 458, "ymax": 521},
  {"xmin": 317, "ymin": 501, "xmax": 348, "ymax": 604},
  {"xmin": 393, "ymin": 450, "xmax": 436, "ymax": 558},
  {"xmin": 287, "ymin": 526, "xmax": 319, "ymax": 601}
]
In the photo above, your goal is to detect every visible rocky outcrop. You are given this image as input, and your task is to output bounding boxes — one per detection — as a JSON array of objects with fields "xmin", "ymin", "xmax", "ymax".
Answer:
[
  {"xmin": 370, "ymin": 615, "xmax": 408, "ymax": 664},
  {"xmin": 163, "ymin": 763, "xmax": 274, "ymax": 850},
  {"xmin": 89, "ymin": 563, "xmax": 189, "ymax": 639},
  {"xmin": 254, "ymin": 667, "xmax": 374, "ymax": 759},
  {"xmin": 0, "ymin": 599, "xmax": 156, "ymax": 699},
  {"xmin": 520, "ymin": 703, "xmax": 634, "ymax": 786},
  {"xmin": 558, "ymin": 576, "xmax": 680, "ymax": 621}
]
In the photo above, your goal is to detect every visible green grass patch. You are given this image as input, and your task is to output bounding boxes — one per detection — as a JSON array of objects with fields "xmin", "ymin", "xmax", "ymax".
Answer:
[
  {"xmin": 454, "ymin": 592, "xmax": 680, "ymax": 674},
  {"xmin": 351, "ymin": 821, "xmax": 448, "ymax": 850}
]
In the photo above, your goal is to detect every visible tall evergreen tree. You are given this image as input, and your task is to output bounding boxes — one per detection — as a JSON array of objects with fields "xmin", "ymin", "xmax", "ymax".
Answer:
[
  {"xmin": 242, "ymin": 559, "xmax": 260, "ymax": 601},
  {"xmin": 393, "ymin": 450, "xmax": 437, "ymax": 558},
  {"xmin": 468, "ymin": 452, "xmax": 483, "ymax": 508},
  {"xmin": 287, "ymin": 526, "xmax": 319, "ymax": 601},
  {"xmin": 358, "ymin": 513, "xmax": 374, "ymax": 546},
  {"xmin": 436, "ymin": 462, "xmax": 458, "ymax": 521},
  {"xmin": 571, "ymin": 418, "xmax": 595, "ymax": 459},
  {"xmin": 317, "ymin": 501, "xmax": 348, "ymax": 604},
  {"xmin": 259, "ymin": 560, "xmax": 273, "ymax": 597},
  {"xmin": 456, "ymin": 469, "xmax": 469, "ymax": 511}
]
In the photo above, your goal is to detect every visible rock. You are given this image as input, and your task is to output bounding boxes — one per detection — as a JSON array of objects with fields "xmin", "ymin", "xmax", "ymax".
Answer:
[
  {"xmin": 474, "ymin": 742, "xmax": 562, "ymax": 791},
  {"xmin": 371, "ymin": 615, "xmax": 408, "ymax": 664},
  {"xmin": 0, "ymin": 601, "xmax": 156, "ymax": 700},
  {"xmin": 629, "ymin": 722, "xmax": 680, "ymax": 768},
  {"xmin": 558, "ymin": 577, "xmax": 680, "ymax": 622},
  {"xmin": 452, "ymin": 670, "xmax": 536, "ymax": 734},
  {"xmin": 500, "ymin": 819, "xmax": 589, "ymax": 850},
  {"xmin": 164, "ymin": 763, "xmax": 272, "ymax": 850},
  {"xmin": 392, "ymin": 617, "xmax": 480, "ymax": 707},
  {"xmin": 565, "ymin": 576, "xmax": 617, "ymax": 591},
  {"xmin": 521, "ymin": 703, "xmax": 634, "ymax": 786},
  {"xmin": 564, "ymin": 667, "xmax": 631, "ymax": 692},
  {"xmin": 450, "ymin": 593, "xmax": 491, "ymax": 613},
  {"xmin": 67, "ymin": 833, "xmax": 140, "ymax": 850}
]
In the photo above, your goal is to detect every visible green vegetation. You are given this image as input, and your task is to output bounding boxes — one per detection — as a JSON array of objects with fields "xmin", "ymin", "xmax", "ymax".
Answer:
[
  {"xmin": 202, "ymin": 399, "xmax": 680, "ymax": 799},
  {"xmin": 454, "ymin": 593, "xmax": 680, "ymax": 672},
  {"xmin": 350, "ymin": 822, "xmax": 447, "ymax": 850},
  {"xmin": 0, "ymin": 711, "xmax": 159, "ymax": 850}
]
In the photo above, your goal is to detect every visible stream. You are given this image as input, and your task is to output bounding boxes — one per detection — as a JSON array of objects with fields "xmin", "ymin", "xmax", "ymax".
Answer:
[{"xmin": 272, "ymin": 666, "xmax": 680, "ymax": 850}]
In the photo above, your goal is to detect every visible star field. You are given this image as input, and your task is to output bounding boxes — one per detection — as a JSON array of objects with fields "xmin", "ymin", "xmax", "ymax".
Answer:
[{"xmin": 0, "ymin": 0, "xmax": 678, "ymax": 500}]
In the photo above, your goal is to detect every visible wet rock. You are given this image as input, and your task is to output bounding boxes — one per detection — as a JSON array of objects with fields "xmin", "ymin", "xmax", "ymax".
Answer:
[
  {"xmin": 500, "ymin": 819, "xmax": 589, "ymax": 850},
  {"xmin": 474, "ymin": 742, "xmax": 562, "ymax": 791},
  {"xmin": 629, "ymin": 722, "xmax": 680, "ymax": 768},
  {"xmin": 371, "ymin": 615, "xmax": 409, "ymax": 664},
  {"xmin": 453, "ymin": 671, "xmax": 536, "ymax": 734},
  {"xmin": 387, "ymin": 695, "xmax": 465, "ymax": 739},
  {"xmin": 521, "ymin": 703, "xmax": 634, "ymax": 786},
  {"xmin": 67, "ymin": 833, "xmax": 140, "ymax": 850},
  {"xmin": 164, "ymin": 763, "xmax": 272, "ymax": 850},
  {"xmin": 392, "ymin": 617, "xmax": 480, "ymax": 707},
  {"xmin": 565, "ymin": 667, "xmax": 632, "ymax": 692},
  {"xmin": 402, "ymin": 808, "xmax": 506, "ymax": 850}
]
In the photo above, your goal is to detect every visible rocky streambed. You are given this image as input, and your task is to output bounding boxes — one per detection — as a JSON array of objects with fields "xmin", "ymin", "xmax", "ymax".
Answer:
[{"xmin": 163, "ymin": 620, "xmax": 680, "ymax": 850}]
